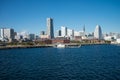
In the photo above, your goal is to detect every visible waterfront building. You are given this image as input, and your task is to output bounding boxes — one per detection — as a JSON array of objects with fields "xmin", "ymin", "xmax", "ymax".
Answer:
[
  {"xmin": 53, "ymin": 37, "xmax": 70, "ymax": 43},
  {"xmin": 47, "ymin": 18, "xmax": 54, "ymax": 39},
  {"xmin": 74, "ymin": 36, "xmax": 82, "ymax": 41},
  {"xmin": 94, "ymin": 25, "xmax": 102, "ymax": 40},
  {"xmin": 74, "ymin": 31, "xmax": 80, "ymax": 36},
  {"xmin": 61, "ymin": 26, "xmax": 67, "ymax": 37},
  {"xmin": 104, "ymin": 36, "xmax": 114, "ymax": 41},
  {"xmin": 56, "ymin": 30, "xmax": 61, "ymax": 37},
  {"xmin": 29, "ymin": 34, "xmax": 35, "ymax": 40},
  {"xmin": 0, "ymin": 28, "xmax": 15, "ymax": 42},
  {"xmin": 14, "ymin": 32, "xmax": 23, "ymax": 41},
  {"xmin": 35, "ymin": 35, "xmax": 40, "ymax": 40},
  {"xmin": 0, "ymin": 29, "xmax": 4, "ymax": 38},
  {"xmin": 79, "ymin": 31, "xmax": 85, "ymax": 37},
  {"xmin": 74, "ymin": 31, "xmax": 85, "ymax": 37},
  {"xmin": 86, "ymin": 33, "xmax": 94, "ymax": 40},
  {"xmin": 109, "ymin": 32, "xmax": 116, "ymax": 36},
  {"xmin": 22, "ymin": 33, "xmax": 29, "ymax": 40},
  {"xmin": 116, "ymin": 33, "xmax": 120, "ymax": 38},
  {"xmin": 40, "ymin": 31, "xmax": 45, "ymax": 35},
  {"xmin": 18, "ymin": 31, "xmax": 29, "ymax": 40},
  {"xmin": 117, "ymin": 39, "xmax": 120, "ymax": 43},
  {"xmin": 40, "ymin": 35, "xmax": 50, "ymax": 39},
  {"xmin": 67, "ymin": 29, "xmax": 74, "ymax": 40},
  {"xmin": 0, "ymin": 29, "xmax": 5, "ymax": 41}
]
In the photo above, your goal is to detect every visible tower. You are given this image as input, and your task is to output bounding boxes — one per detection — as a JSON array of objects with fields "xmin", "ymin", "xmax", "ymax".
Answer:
[
  {"xmin": 47, "ymin": 18, "xmax": 54, "ymax": 39},
  {"xmin": 0, "ymin": 28, "xmax": 4, "ymax": 38},
  {"xmin": 83, "ymin": 25, "xmax": 85, "ymax": 32},
  {"xmin": 94, "ymin": 25, "xmax": 102, "ymax": 40},
  {"xmin": 56, "ymin": 30, "xmax": 61, "ymax": 37}
]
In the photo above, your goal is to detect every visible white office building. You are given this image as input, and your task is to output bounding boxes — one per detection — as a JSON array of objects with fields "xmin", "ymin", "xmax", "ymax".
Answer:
[
  {"xmin": 61, "ymin": 26, "xmax": 67, "ymax": 37},
  {"xmin": 74, "ymin": 31, "xmax": 80, "ymax": 36},
  {"xmin": 117, "ymin": 39, "xmax": 120, "ymax": 43},
  {"xmin": 67, "ymin": 29, "xmax": 74, "ymax": 40},
  {"xmin": 74, "ymin": 31, "xmax": 85, "ymax": 36},
  {"xmin": 0, "ymin": 28, "xmax": 15, "ymax": 41}
]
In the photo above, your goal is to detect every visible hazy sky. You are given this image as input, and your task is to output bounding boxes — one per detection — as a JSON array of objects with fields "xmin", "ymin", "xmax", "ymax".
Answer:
[{"xmin": 0, "ymin": 0, "xmax": 120, "ymax": 34}]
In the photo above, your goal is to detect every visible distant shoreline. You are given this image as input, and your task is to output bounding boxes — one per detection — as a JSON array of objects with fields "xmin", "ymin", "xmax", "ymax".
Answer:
[{"xmin": 0, "ymin": 43, "xmax": 111, "ymax": 50}]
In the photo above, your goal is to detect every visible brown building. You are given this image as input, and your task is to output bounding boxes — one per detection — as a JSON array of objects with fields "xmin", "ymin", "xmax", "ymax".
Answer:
[
  {"xmin": 74, "ymin": 36, "xmax": 82, "ymax": 41},
  {"xmin": 40, "ymin": 39, "xmax": 52, "ymax": 44},
  {"xmin": 52, "ymin": 37, "xmax": 70, "ymax": 43},
  {"xmin": 82, "ymin": 39, "xmax": 105, "ymax": 44}
]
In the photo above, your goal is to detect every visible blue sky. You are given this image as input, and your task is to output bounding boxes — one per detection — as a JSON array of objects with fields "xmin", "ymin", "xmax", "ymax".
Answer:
[{"xmin": 0, "ymin": 0, "xmax": 120, "ymax": 34}]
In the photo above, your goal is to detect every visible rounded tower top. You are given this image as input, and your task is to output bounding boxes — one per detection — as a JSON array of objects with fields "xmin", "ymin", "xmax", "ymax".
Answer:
[
  {"xmin": 94, "ymin": 25, "xmax": 102, "ymax": 40},
  {"xmin": 96, "ymin": 25, "xmax": 100, "ymax": 28}
]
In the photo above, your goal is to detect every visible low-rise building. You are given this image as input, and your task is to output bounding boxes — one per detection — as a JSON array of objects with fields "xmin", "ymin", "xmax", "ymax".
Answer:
[
  {"xmin": 52, "ymin": 37, "xmax": 70, "ymax": 43},
  {"xmin": 117, "ymin": 39, "xmax": 120, "ymax": 43},
  {"xmin": 40, "ymin": 35, "xmax": 50, "ymax": 39}
]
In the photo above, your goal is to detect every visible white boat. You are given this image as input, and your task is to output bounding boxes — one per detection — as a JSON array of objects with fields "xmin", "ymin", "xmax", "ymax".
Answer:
[
  {"xmin": 56, "ymin": 44, "xmax": 66, "ymax": 48},
  {"xmin": 55, "ymin": 44, "xmax": 81, "ymax": 48}
]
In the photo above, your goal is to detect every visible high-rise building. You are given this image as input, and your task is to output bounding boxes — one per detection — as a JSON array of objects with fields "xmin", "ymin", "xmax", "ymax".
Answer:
[
  {"xmin": 40, "ymin": 31, "xmax": 45, "ymax": 35},
  {"xmin": 61, "ymin": 26, "xmax": 67, "ymax": 37},
  {"xmin": 56, "ymin": 30, "xmax": 61, "ymax": 37},
  {"xmin": 47, "ymin": 18, "xmax": 54, "ymax": 39},
  {"xmin": 83, "ymin": 25, "xmax": 85, "ymax": 32},
  {"xmin": 0, "ymin": 28, "xmax": 15, "ymax": 41},
  {"xmin": 94, "ymin": 25, "xmax": 102, "ymax": 40},
  {"xmin": 0, "ymin": 28, "xmax": 4, "ymax": 38},
  {"xmin": 29, "ymin": 34, "xmax": 35, "ymax": 40}
]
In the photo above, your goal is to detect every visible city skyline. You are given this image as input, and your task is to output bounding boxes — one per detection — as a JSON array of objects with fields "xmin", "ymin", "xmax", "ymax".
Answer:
[{"xmin": 0, "ymin": 0, "xmax": 120, "ymax": 34}]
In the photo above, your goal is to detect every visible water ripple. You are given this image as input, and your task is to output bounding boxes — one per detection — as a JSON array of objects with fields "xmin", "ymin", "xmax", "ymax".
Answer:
[{"xmin": 0, "ymin": 45, "xmax": 120, "ymax": 80}]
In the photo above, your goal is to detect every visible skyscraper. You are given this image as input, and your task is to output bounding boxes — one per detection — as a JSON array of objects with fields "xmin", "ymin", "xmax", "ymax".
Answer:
[
  {"xmin": 56, "ymin": 30, "xmax": 61, "ymax": 37},
  {"xmin": 83, "ymin": 25, "xmax": 85, "ymax": 32},
  {"xmin": 94, "ymin": 25, "xmax": 102, "ymax": 40},
  {"xmin": 29, "ymin": 34, "xmax": 35, "ymax": 40},
  {"xmin": 40, "ymin": 31, "xmax": 45, "ymax": 35},
  {"xmin": 47, "ymin": 18, "xmax": 54, "ymax": 39},
  {"xmin": 0, "ymin": 28, "xmax": 4, "ymax": 38}
]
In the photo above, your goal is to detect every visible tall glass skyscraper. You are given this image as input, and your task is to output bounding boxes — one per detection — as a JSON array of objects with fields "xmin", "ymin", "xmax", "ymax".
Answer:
[
  {"xmin": 47, "ymin": 18, "xmax": 54, "ymax": 39},
  {"xmin": 94, "ymin": 25, "xmax": 102, "ymax": 40}
]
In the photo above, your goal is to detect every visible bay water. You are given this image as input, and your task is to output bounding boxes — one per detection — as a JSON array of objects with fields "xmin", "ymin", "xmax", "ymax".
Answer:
[{"xmin": 0, "ymin": 44, "xmax": 120, "ymax": 80}]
